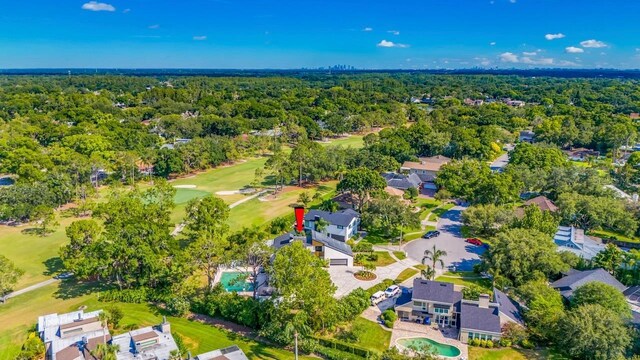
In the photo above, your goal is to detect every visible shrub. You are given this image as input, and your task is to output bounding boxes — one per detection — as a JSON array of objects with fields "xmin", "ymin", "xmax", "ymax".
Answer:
[
  {"xmin": 381, "ymin": 309, "xmax": 397, "ymax": 328},
  {"xmin": 105, "ymin": 305, "xmax": 124, "ymax": 328},
  {"xmin": 486, "ymin": 340, "xmax": 493, "ymax": 348},
  {"xmin": 16, "ymin": 332, "xmax": 44, "ymax": 360},
  {"xmin": 166, "ymin": 297, "xmax": 190, "ymax": 317},
  {"xmin": 480, "ymin": 340, "xmax": 488, "ymax": 348},
  {"xmin": 352, "ymin": 241, "xmax": 373, "ymax": 253},
  {"xmin": 366, "ymin": 278, "xmax": 395, "ymax": 296},
  {"xmin": 336, "ymin": 288, "xmax": 369, "ymax": 322},
  {"xmin": 314, "ymin": 346, "xmax": 363, "ymax": 360},
  {"xmin": 469, "ymin": 339, "xmax": 479, "ymax": 346},
  {"xmin": 499, "ymin": 338, "xmax": 512, "ymax": 347},
  {"xmin": 520, "ymin": 339, "xmax": 535, "ymax": 349}
]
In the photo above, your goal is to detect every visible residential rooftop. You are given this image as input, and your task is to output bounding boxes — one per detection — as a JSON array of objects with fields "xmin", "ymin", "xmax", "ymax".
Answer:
[
  {"xmin": 304, "ymin": 208, "xmax": 359, "ymax": 227},
  {"xmin": 551, "ymin": 268, "xmax": 627, "ymax": 299},
  {"xmin": 195, "ymin": 345, "xmax": 249, "ymax": 360},
  {"xmin": 412, "ymin": 278, "xmax": 462, "ymax": 304},
  {"xmin": 401, "ymin": 155, "xmax": 451, "ymax": 172}
]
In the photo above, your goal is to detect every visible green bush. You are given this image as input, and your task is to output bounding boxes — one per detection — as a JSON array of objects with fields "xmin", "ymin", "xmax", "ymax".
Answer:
[
  {"xmin": 486, "ymin": 340, "xmax": 493, "ymax": 348},
  {"xmin": 499, "ymin": 338, "xmax": 512, "ymax": 347},
  {"xmin": 352, "ymin": 241, "xmax": 373, "ymax": 253},
  {"xmin": 314, "ymin": 346, "xmax": 363, "ymax": 360},
  {"xmin": 469, "ymin": 339, "xmax": 480, "ymax": 346},
  {"xmin": 520, "ymin": 339, "xmax": 535, "ymax": 349},
  {"xmin": 166, "ymin": 297, "xmax": 190, "ymax": 317},
  {"xmin": 383, "ymin": 320, "xmax": 394, "ymax": 329},
  {"xmin": 480, "ymin": 340, "xmax": 488, "ymax": 348},
  {"xmin": 381, "ymin": 309, "xmax": 397, "ymax": 328},
  {"xmin": 336, "ymin": 288, "xmax": 370, "ymax": 322}
]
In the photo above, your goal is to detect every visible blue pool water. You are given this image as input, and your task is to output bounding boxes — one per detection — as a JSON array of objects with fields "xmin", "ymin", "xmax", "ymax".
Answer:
[
  {"xmin": 220, "ymin": 272, "xmax": 254, "ymax": 292},
  {"xmin": 397, "ymin": 337, "xmax": 461, "ymax": 357}
]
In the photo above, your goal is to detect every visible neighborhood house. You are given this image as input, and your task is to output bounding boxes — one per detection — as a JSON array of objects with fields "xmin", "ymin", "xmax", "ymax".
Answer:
[
  {"xmin": 400, "ymin": 155, "xmax": 451, "ymax": 189},
  {"xmin": 272, "ymin": 230, "xmax": 354, "ymax": 266},
  {"xmin": 395, "ymin": 279, "xmax": 523, "ymax": 343},
  {"xmin": 382, "ymin": 172, "xmax": 422, "ymax": 191},
  {"xmin": 303, "ymin": 208, "xmax": 360, "ymax": 242},
  {"xmin": 553, "ymin": 226, "xmax": 605, "ymax": 261},
  {"xmin": 38, "ymin": 310, "xmax": 248, "ymax": 360}
]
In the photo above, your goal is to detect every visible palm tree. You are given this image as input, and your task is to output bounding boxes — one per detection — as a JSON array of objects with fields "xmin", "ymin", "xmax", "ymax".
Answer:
[
  {"xmin": 91, "ymin": 343, "xmax": 119, "ymax": 360},
  {"xmin": 98, "ymin": 311, "xmax": 111, "ymax": 346},
  {"xmin": 422, "ymin": 245, "xmax": 447, "ymax": 279},
  {"xmin": 420, "ymin": 265, "xmax": 435, "ymax": 280}
]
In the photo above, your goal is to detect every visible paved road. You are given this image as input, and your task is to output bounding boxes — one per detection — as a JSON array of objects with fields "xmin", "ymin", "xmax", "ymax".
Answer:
[
  {"xmin": 3, "ymin": 278, "xmax": 59, "ymax": 302},
  {"xmin": 404, "ymin": 205, "xmax": 485, "ymax": 272}
]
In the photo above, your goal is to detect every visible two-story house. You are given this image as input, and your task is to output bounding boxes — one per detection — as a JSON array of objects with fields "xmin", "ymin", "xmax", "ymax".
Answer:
[
  {"xmin": 271, "ymin": 230, "xmax": 354, "ymax": 266},
  {"xmin": 395, "ymin": 279, "xmax": 523, "ymax": 343},
  {"xmin": 304, "ymin": 209, "xmax": 360, "ymax": 242},
  {"xmin": 400, "ymin": 155, "xmax": 451, "ymax": 190}
]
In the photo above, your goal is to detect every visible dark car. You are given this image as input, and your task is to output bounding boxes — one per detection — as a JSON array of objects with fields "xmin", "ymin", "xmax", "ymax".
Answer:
[
  {"xmin": 465, "ymin": 238, "xmax": 483, "ymax": 246},
  {"xmin": 422, "ymin": 230, "xmax": 441, "ymax": 239}
]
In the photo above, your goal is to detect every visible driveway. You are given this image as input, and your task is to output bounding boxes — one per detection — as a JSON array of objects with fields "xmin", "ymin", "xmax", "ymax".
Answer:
[{"xmin": 404, "ymin": 205, "xmax": 485, "ymax": 272}]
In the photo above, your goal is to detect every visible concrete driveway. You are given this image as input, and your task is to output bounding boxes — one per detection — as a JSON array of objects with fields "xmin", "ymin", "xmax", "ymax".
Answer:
[{"xmin": 404, "ymin": 205, "xmax": 485, "ymax": 272}]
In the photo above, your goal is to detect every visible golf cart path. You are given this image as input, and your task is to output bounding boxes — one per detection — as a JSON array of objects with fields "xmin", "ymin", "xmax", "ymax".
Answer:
[
  {"xmin": 171, "ymin": 189, "xmax": 269, "ymax": 236},
  {"xmin": 3, "ymin": 278, "xmax": 59, "ymax": 301}
]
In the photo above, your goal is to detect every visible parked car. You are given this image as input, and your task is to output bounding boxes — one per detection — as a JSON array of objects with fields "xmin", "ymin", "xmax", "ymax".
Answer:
[
  {"xmin": 54, "ymin": 272, "xmax": 74, "ymax": 280},
  {"xmin": 370, "ymin": 291, "xmax": 386, "ymax": 306},
  {"xmin": 465, "ymin": 238, "xmax": 483, "ymax": 246},
  {"xmin": 384, "ymin": 285, "xmax": 401, "ymax": 298},
  {"xmin": 422, "ymin": 230, "xmax": 441, "ymax": 239}
]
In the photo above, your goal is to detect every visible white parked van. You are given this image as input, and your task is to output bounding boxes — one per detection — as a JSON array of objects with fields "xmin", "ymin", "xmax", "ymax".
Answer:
[{"xmin": 370, "ymin": 291, "xmax": 386, "ymax": 306}]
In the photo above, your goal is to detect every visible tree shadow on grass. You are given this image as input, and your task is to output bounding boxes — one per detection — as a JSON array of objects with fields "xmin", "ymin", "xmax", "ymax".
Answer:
[
  {"xmin": 43, "ymin": 257, "xmax": 63, "ymax": 277},
  {"xmin": 54, "ymin": 280, "xmax": 112, "ymax": 300},
  {"xmin": 21, "ymin": 227, "xmax": 52, "ymax": 237}
]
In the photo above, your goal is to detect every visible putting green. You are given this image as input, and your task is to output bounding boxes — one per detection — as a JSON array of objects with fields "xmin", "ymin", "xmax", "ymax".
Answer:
[{"xmin": 173, "ymin": 188, "xmax": 212, "ymax": 204}]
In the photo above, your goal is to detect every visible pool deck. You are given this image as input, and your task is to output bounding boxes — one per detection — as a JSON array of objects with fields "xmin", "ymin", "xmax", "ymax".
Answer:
[
  {"xmin": 213, "ymin": 267, "xmax": 268, "ymax": 295},
  {"xmin": 390, "ymin": 321, "xmax": 468, "ymax": 360}
]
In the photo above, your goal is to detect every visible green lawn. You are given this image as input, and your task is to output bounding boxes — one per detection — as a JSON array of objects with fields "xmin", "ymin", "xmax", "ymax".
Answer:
[
  {"xmin": 434, "ymin": 272, "xmax": 493, "ymax": 295},
  {"xmin": 432, "ymin": 203, "xmax": 455, "ymax": 218},
  {"xmin": 588, "ymin": 229, "xmax": 640, "ymax": 243},
  {"xmin": 319, "ymin": 135, "xmax": 364, "ymax": 149},
  {"xmin": 393, "ymin": 251, "xmax": 406, "ymax": 260},
  {"xmin": 228, "ymin": 182, "xmax": 337, "ymax": 230},
  {"xmin": 350, "ymin": 317, "xmax": 391, "ymax": 352},
  {"xmin": 0, "ymin": 215, "xmax": 77, "ymax": 289},
  {"xmin": 171, "ymin": 157, "xmax": 269, "ymax": 194},
  {"xmin": 395, "ymin": 268, "xmax": 419, "ymax": 283},
  {"xmin": 372, "ymin": 251, "xmax": 396, "ymax": 267},
  {"xmin": 0, "ymin": 282, "xmax": 312, "ymax": 360},
  {"xmin": 469, "ymin": 347, "xmax": 568, "ymax": 360}
]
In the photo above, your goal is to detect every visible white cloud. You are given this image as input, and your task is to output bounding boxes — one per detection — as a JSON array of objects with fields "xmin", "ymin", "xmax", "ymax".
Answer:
[
  {"xmin": 123, "ymin": 8, "xmax": 130, "ymax": 13},
  {"xmin": 545, "ymin": 33, "xmax": 565, "ymax": 40},
  {"xmin": 509, "ymin": 0, "xmax": 516, "ymax": 3},
  {"xmin": 193, "ymin": 36, "xmax": 207, "ymax": 41},
  {"xmin": 387, "ymin": 30, "xmax": 400, "ymax": 35},
  {"xmin": 490, "ymin": 42, "xmax": 496, "ymax": 46},
  {"xmin": 580, "ymin": 39, "xmax": 607, "ymax": 48},
  {"xmin": 522, "ymin": 51, "xmax": 538, "ymax": 56},
  {"xmin": 377, "ymin": 40, "xmax": 409, "ymax": 48},
  {"xmin": 558, "ymin": 60, "xmax": 579, "ymax": 66},
  {"xmin": 363, "ymin": 27, "xmax": 373, "ymax": 32},
  {"xmin": 565, "ymin": 46, "xmax": 584, "ymax": 53},
  {"xmin": 148, "ymin": 24, "xmax": 160, "ymax": 29},
  {"xmin": 82, "ymin": 1, "xmax": 115, "ymax": 11},
  {"xmin": 499, "ymin": 52, "xmax": 519, "ymax": 63},
  {"xmin": 522, "ymin": 57, "xmax": 553, "ymax": 65}
]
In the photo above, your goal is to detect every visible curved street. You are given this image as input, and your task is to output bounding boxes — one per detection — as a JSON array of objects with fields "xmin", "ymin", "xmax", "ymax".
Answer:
[{"xmin": 404, "ymin": 205, "xmax": 485, "ymax": 272}]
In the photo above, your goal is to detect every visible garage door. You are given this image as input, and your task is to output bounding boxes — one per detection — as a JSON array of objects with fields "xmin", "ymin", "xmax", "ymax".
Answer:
[{"xmin": 330, "ymin": 258, "xmax": 348, "ymax": 266}]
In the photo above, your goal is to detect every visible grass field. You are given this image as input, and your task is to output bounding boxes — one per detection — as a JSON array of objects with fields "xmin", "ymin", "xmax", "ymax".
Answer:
[
  {"xmin": 319, "ymin": 135, "xmax": 364, "ymax": 149},
  {"xmin": 393, "ymin": 251, "xmax": 406, "ymax": 260},
  {"xmin": 372, "ymin": 251, "xmax": 396, "ymax": 267},
  {"xmin": 435, "ymin": 271, "xmax": 493, "ymax": 294},
  {"xmin": 589, "ymin": 229, "xmax": 640, "ymax": 243},
  {"xmin": 469, "ymin": 347, "xmax": 568, "ymax": 360},
  {"xmin": 395, "ymin": 268, "xmax": 419, "ymax": 283},
  {"xmin": 323, "ymin": 317, "xmax": 390, "ymax": 354},
  {"xmin": 0, "ymin": 281, "xmax": 313, "ymax": 360}
]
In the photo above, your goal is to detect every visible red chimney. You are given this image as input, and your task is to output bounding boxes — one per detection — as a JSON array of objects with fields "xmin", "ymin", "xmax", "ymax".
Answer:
[{"xmin": 294, "ymin": 206, "xmax": 305, "ymax": 233}]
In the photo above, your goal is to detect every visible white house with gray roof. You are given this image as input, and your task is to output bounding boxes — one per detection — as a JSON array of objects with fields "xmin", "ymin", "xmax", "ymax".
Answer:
[
  {"xmin": 112, "ymin": 317, "xmax": 179, "ymax": 360},
  {"xmin": 271, "ymin": 230, "xmax": 354, "ymax": 267},
  {"xmin": 195, "ymin": 345, "xmax": 248, "ymax": 360},
  {"xmin": 304, "ymin": 209, "xmax": 360, "ymax": 242},
  {"xmin": 38, "ymin": 310, "xmax": 110, "ymax": 360}
]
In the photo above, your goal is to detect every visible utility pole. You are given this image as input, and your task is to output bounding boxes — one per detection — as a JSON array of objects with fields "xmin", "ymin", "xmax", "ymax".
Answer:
[{"xmin": 294, "ymin": 332, "xmax": 299, "ymax": 360}]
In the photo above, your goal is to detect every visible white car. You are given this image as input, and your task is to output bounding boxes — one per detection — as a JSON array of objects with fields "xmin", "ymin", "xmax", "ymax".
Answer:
[
  {"xmin": 384, "ymin": 285, "xmax": 401, "ymax": 298},
  {"xmin": 370, "ymin": 291, "xmax": 386, "ymax": 306}
]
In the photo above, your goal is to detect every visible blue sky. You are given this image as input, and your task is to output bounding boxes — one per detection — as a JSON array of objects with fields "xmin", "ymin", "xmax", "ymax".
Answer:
[{"xmin": 1, "ymin": 0, "xmax": 639, "ymax": 69}]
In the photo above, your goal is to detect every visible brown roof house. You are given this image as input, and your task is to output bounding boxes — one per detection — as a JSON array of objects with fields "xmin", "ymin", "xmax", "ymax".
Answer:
[
  {"xmin": 112, "ymin": 317, "xmax": 179, "ymax": 360},
  {"xmin": 515, "ymin": 195, "xmax": 558, "ymax": 218},
  {"xmin": 401, "ymin": 155, "xmax": 451, "ymax": 189}
]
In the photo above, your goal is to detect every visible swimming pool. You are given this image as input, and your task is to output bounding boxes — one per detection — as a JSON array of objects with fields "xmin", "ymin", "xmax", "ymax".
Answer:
[
  {"xmin": 397, "ymin": 337, "xmax": 461, "ymax": 358},
  {"xmin": 220, "ymin": 271, "xmax": 254, "ymax": 292}
]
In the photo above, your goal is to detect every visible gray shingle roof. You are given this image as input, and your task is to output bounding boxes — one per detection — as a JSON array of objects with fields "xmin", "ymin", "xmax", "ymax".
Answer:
[
  {"xmin": 493, "ymin": 288, "xmax": 524, "ymax": 326},
  {"xmin": 460, "ymin": 303, "xmax": 502, "ymax": 333},
  {"xmin": 551, "ymin": 268, "xmax": 627, "ymax": 299},
  {"xmin": 411, "ymin": 279, "xmax": 462, "ymax": 304},
  {"xmin": 272, "ymin": 233, "xmax": 308, "ymax": 250},
  {"xmin": 382, "ymin": 172, "xmax": 422, "ymax": 190},
  {"xmin": 304, "ymin": 209, "xmax": 359, "ymax": 227},
  {"xmin": 312, "ymin": 231, "xmax": 353, "ymax": 256}
]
